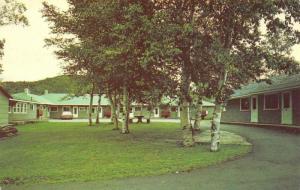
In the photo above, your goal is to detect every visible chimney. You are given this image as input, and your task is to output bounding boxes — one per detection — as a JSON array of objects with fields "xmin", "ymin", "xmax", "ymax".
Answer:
[
  {"xmin": 24, "ymin": 88, "xmax": 30, "ymax": 94},
  {"xmin": 44, "ymin": 90, "xmax": 49, "ymax": 95}
]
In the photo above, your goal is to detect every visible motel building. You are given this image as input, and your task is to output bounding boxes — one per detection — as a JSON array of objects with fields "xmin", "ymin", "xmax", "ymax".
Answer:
[
  {"xmin": 0, "ymin": 88, "xmax": 215, "ymax": 125},
  {"xmin": 222, "ymin": 74, "xmax": 300, "ymax": 128}
]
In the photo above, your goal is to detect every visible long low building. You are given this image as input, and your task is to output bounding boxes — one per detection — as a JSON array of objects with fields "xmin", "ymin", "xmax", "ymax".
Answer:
[
  {"xmin": 222, "ymin": 74, "xmax": 300, "ymax": 128},
  {"xmin": 0, "ymin": 88, "xmax": 215, "ymax": 124}
]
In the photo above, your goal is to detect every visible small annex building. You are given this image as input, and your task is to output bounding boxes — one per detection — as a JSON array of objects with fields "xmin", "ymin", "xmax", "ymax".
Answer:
[
  {"xmin": 9, "ymin": 88, "xmax": 50, "ymax": 124},
  {"xmin": 0, "ymin": 86, "xmax": 13, "ymax": 125},
  {"xmin": 222, "ymin": 74, "xmax": 300, "ymax": 128}
]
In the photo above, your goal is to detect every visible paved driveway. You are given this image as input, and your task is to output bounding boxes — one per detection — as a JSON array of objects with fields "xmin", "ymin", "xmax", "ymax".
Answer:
[{"xmin": 6, "ymin": 124, "xmax": 300, "ymax": 190}]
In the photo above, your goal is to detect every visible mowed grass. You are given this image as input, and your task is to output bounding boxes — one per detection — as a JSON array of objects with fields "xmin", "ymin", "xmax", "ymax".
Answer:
[{"xmin": 0, "ymin": 122, "xmax": 251, "ymax": 185}]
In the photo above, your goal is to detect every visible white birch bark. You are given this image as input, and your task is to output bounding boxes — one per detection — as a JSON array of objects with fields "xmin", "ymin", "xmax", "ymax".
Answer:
[
  {"xmin": 122, "ymin": 86, "xmax": 129, "ymax": 134},
  {"xmin": 210, "ymin": 71, "xmax": 228, "ymax": 151},
  {"xmin": 210, "ymin": 103, "xmax": 222, "ymax": 151},
  {"xmin": 181, "ymin": 99, "xmax": 194, "ymax": 146},
  {"xmin": 193, "ymin": 97, "xmax": 203, "ymax": 131}
]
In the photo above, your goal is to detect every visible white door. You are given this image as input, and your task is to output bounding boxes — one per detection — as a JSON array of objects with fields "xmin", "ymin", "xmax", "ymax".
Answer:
[
  {"xmin": 153, "ymin": 107, "xmax": 160, "ymax": 118},
  {"xmin": 98, "ymin": 107, "xmax": 103, "ymax": 118},
  {"xmin": 281, "ymin": 92, "xmax": 292, "ymax": 125},
  {"xmin": 73, "ymin": 107, "xmax": 79, "ymax": 118},
  {"xmin": 177, "ymin": 107, "xmax": 181, "ymax": 118},
  {"xmin": 251, "ymin": 96, "xmax": 258, "ymax": 122},
  {"xmin": 129, "ymin": 107, "xmax": 135, "ymax": 118}
]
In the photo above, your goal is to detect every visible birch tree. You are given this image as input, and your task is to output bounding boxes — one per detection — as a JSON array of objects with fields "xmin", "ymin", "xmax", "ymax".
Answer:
[{"xmin": 192, "ymin": 0, "xmax": 300, "ymax": 151}]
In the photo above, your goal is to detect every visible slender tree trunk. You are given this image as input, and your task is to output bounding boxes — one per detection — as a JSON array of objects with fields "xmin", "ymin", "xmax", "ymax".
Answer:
[
  {"xmin": 210, "ymin": 71, "xmax": 228, "ymax": 152},
  {"xmin": 116, "ymin": 101, "xmax": 120, "ymax": 128},
  {"xmin": 211, "ymin": 103, "xmax": 222, "ymax": 152},
  {"xmin": 109, "ymin": 93, "xmax": 119, "ymax": 130},
  {"xmin": 108, "ymin": 93, "xmax": 114, "ymax": 123},
  {"xmin": 122, "ymin": 86, "xmax": 130, "ymax": 134},
  {"xmin": 181, "ymin": 98, "xmax": 194, "ymax": 146},
  {"xmin": 96, "ymin": 92, "xmax": 101, "ymax": 125},
  {"xmin": 147, "ymin": 105, "xmax": 153, "ymax": 123},
  {"xmin": 193, "ymin": 97, "xmax": 203, "ymax": 131},
  {"xmin": 180, "ymin": 61, "xmax": 194, "ymax": 146},
  {"xmin": 88, "ymin": 84, "xmax": 95, "ymax": 127}
]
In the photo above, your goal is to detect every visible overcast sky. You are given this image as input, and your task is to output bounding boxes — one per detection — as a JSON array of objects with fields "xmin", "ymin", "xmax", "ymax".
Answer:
[{"xmin": 0, "ymin": 1, "xmax": 299, "ymax": 82}]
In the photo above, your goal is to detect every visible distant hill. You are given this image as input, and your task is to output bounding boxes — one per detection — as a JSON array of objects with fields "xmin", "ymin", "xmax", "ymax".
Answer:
[{"xmin": 1, "ymin": 75, "xmax": 80, "ymax": 95}]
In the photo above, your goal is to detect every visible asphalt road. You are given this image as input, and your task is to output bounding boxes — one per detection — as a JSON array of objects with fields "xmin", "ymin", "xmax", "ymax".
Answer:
[{"xmin": 5, "ymin": 123, "xmax": 300, "ymax": 190}]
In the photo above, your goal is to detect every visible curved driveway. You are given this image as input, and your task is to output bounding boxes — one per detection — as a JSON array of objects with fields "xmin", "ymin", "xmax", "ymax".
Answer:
[{"xmin": 7, "ymin": 124, "xmax": 300, "ymax": 190}]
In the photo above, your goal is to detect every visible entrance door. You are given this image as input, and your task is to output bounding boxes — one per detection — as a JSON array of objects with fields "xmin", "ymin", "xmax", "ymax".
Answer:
[
  {"xmin": 73, "ymin": 107, "xmax": 79, "ymax": 118},
  {"xmin": 153, "ymin": 107, "xmax": 160, "ymax": 118},
  {"xmin": 281, "ymin": 92, "xmax": 292, "ymax": 125},
  {"xmin": 251, "ymin": 96, "xmax": 258, "ymax": 122}
]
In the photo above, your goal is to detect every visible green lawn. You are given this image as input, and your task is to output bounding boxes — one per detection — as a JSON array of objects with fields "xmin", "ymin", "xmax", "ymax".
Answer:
[{"xmin": 0, "ymin": 122, "xmax": 251, "ymax": 185}]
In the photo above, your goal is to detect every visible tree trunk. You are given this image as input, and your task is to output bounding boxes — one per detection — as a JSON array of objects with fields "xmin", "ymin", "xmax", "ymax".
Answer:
[
  {"xmin": 88, "ymin": 84, "xmax": 95, "ymax": 127},
  {"xmin": 96, "ymin": 92, "xmax": 101, "ymax": 125},
  {"xmin": 147, "ymin": 106, "xmax": 153, "ymax": 123},
  {"xmin": 181, "ymin": 98, "xmax": 194, "ymax": 146},
  {"xmin": 210, "ymin": 71, "xmax": 228, "ymax": 152},
  {"xmin": 211, "ymin": 103, "xmax": 222, "ymax": 152},
  {"xmin": 121, "ymin": 86, "xmax": 130, "ymax": 134},
  {"xmin": 115, "ymin": 102, "xmax": 120, "ymax": 129},
  {"xmin": 180, "ymin": 61, "xmax": 193, "ymax": 146},
  {"xmin": 193, "ymin": 97, "xmax": 203, "ymax": 131},
  {"xmin": 109, "ymin": 93, "xmax": 119, "ymax": 130}
]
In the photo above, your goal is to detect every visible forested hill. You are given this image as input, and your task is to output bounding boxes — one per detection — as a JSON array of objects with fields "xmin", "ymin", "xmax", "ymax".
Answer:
[{"xmin": 1, "ymin": 75, "xmax": 79, "ymax": 95}]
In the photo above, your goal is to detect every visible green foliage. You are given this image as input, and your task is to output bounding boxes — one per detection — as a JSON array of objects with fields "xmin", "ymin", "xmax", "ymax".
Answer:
[
  {"xmin": 2, "ymin": 75, "xmax": 80, "ymax": 94},
  {"xmin": 0, "ymin": 122, "xmax": 251, "ymax": 185},
  {"xmin": 0, "ymin": 0, "xmax": 28, "ymax": 26}
]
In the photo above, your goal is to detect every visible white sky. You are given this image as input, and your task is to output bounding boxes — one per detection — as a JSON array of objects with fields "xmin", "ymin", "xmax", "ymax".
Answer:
[
  {"xmin": 0, "ymin": 1, "xmax": 299, "ymax": 82},
  {"xmin": 0, "ymin": 0, "xmax": 68, "ymax": 82}
]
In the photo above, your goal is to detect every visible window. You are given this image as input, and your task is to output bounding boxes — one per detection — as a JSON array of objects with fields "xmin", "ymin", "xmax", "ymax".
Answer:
[
  {"xmin": 155, "ymin": 108, "xmax": 159, "ymax": 115},
  {"xmin": 252, "ymin": 97, "xmax": 257, "ymax": 110},
  {"xmin": 283, "ymin": 93, "xmax": 290, "ymax": 109},
  {"xmin": 63, "ymin": 107, "xmax": 71, "ymax": 112},
  {"xmin": 30, "ymin": 104, "xmax": 35, "ymax": 111},
  {"xmin": 8, "ymin": 106, "xmax": 11, "ymax": 113},
  {"xmin": 50, "ymin": 107, "xmax": 58, "ymax": 112},
  {"xmin": 240, "ymin": 98, "xmax": 250, "ymax": 111},
  {"xmin": 20, "ymin": 103, "xmax": 23, "ymax": 113},
  {"xmin": 17, "ymin": 103, "xmax": 21, "ymax": 113},
  {"xmin": 79, "ymin": 107, "xmax": 86, "ymax": 111},
  {"xmin": 264, "ymin": 94, "xmax": 279, "ymax": 110},
  {"xmin": 23, "ymin": 103, "xmax": 27, "ymax": 113},
  {"xmin": 12, "ymin": 103, "xmax": 27, "ymax": 113}
]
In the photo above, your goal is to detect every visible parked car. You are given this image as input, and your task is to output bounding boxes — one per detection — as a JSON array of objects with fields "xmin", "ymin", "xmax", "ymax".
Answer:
[{"xmin": 61, "ymin": 111, "xmax": 73, "ymax": 120}]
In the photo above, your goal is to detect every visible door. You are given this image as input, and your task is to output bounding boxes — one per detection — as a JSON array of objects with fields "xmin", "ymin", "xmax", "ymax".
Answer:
[
  {"xmin": 153, "ymin": 107, "xmax": 160, "ymax": 118},
  {"xmin": 73, "ymin": 107, "xmax": 79, "ymax": 118},
  {"xmin": 98, "ymin": 107, "xmax": 103, "ymax": 118},
  {"xmin": 251, "ymin": 96, "xmax": 258, "ymax": 122},
  {"xmin": 281, "ymin": 92, "xmax": 292, "ymax": 125}
]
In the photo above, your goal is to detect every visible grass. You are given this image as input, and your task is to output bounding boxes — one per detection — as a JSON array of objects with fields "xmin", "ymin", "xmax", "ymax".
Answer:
[{"xmin": 0, "ymin": 122, "xmax": 251, "ymax": 185}]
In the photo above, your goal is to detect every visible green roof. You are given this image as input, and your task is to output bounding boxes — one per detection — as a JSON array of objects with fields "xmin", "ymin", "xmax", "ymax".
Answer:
[
  {"xmin": 12, "ymin": 91, "xmax": 215, "ymax": 107},
  {"xmin": 40, "ymin": 94, "xmax": 111, "ymax": 106},
  {"xmin": 231, "ymin": 74, "xmax": 300, "ymax": 99}
]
